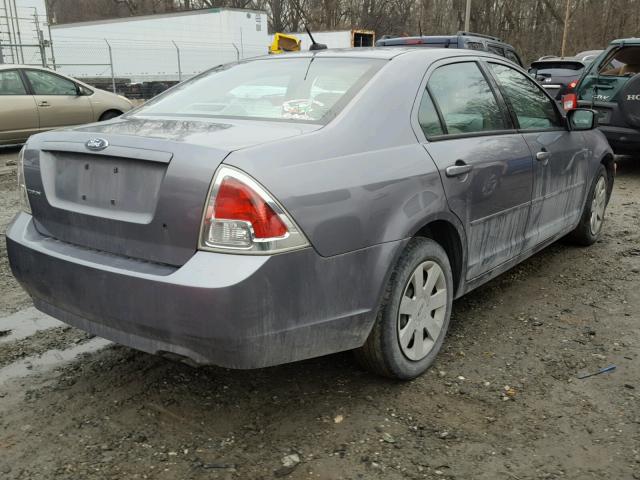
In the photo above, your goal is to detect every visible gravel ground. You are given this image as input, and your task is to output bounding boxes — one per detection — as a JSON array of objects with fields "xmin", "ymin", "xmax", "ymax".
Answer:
[{"xmin": 0, "ymin": 149, "xmax": 639, "ymax": 480}]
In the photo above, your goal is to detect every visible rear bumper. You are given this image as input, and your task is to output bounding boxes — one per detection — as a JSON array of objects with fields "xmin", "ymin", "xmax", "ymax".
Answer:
[
  {"xmin": 6, "ymin": 213, "xmax": 402, "ymax": 368},
  {"xmin": 599, "ymin": 125, "xmax": 640, "ymax": 155}
]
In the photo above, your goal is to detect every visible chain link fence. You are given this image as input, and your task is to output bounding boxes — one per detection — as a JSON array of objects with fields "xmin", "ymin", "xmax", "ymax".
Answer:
[{"xmin": 48, "ymin": 36, "xmax": 264, "ymax": 100}]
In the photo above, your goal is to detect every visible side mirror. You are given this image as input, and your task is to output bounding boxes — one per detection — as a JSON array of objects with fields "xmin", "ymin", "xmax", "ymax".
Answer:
[
  {"xmin": 75, "ymin": 85, "xmax": 91, "ymax": 96},
  {"xmin": 567, "ymin": 108, "xmax": 597, "ymax": 130}
]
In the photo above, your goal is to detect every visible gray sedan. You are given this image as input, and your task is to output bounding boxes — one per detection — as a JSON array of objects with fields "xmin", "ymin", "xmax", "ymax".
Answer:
[{"xmin": 7, "ymin": 48, "xmax": 613, "ymax": 379}]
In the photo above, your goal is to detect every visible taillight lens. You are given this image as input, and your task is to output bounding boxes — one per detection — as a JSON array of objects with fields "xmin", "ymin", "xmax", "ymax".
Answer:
[
  {"xmin": 568, "ymin": 80, "xmax": 578, "ymax": 90},
  {"xmin": 199, "ymin": 166, "xmax": 309, "ymax": 254},
  {"xmin": 562, "ymin": 93, "xmax": 578, "ymax": 111},
  {"xmin": 17, "ymin": 146, "xmax": 31, "ymax": 214}
]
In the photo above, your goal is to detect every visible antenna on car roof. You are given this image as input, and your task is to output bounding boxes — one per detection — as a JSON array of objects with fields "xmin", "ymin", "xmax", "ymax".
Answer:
[
  {"xmin": 305, "ymin": 26, "xmax": 327, "ymax": 51},
  {"xmin": 289, "ymin": 0, "xmax": 327, "ymax": 51}
]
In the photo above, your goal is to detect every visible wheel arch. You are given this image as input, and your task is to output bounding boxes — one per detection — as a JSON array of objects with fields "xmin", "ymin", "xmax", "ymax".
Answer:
[
  {"xmin": 600, "ymin": 153, "xmax": 615, "ymax": 199},
  {"xmin": 411, "ymin": 213, "xmax": 467, "ymax": 298},
  {"xmin": 99, "ymin": 109, "xmax": 124, "ymax": 121}
]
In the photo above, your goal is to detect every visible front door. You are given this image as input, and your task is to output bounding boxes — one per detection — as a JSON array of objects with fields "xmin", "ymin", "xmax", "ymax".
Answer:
[
  {"xmin": 487, "ymin": 62, "xmax": 589, "ymax": 248},
  {"xmin": 22, "ymin": 69, "xmax": 93, "ymax": 130},
  {"xmin": 418, "ymin": 60, "xmax": 534, "ymax": 279},
  {"xmin": 0, "ymin": 69, "xmax": 39, "ymax": 144}
]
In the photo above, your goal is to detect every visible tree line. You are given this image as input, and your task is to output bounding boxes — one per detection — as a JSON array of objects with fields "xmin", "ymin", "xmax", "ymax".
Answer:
[{"xmin": 46, "ymin": 0, "xmax": 640, "ymax": 63}]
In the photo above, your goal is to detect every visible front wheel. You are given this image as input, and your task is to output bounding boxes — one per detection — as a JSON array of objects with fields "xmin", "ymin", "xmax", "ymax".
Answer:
[
  {"xmin": 99, "ymin": 110, "xmax": 122, "ymax": 121},
  {"xmin": 567, "ymin": 164, "xmax": 609, "ymax": 246},
  {"xmin": 355, "ymin": 237, "xmax": 454, "ymax": 380}
]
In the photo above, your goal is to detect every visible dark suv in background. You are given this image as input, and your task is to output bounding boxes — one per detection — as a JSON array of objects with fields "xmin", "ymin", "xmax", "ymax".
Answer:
[
  {"xmin": 528, "ymin": 58, "xmax": 585, "ymax": 101},
  {"xmin": 376, "ymin": 31, "xmax": 523, "ymax": 66},
  {"xmin": 566, "ymin": 38, "xmax": 640, "ymax": 155}
]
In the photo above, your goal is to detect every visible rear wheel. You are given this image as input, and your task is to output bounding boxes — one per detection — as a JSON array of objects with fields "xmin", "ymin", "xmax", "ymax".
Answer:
[
  {"xmin": 355, "ymin": 237, "xmax": 453, "ymax": 380},
  {"xmin": 567, "ymin": 164, "xmax": 608, "ymax": 245}
]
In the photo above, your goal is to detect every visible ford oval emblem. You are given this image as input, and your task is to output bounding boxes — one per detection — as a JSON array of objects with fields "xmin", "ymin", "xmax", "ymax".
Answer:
[{"xmin": 86, "ymin": 138, "xmax": 109, "ymax": 151}]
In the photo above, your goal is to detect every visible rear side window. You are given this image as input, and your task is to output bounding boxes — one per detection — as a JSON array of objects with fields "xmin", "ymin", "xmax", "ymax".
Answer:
[
  {"xmin": 505, "ymin": 50, "xmax": 521, "ymax": 66},
  {"xmin": 488, "ymin": 44, "xmax": 505, "ymax": 57},
  {"xmin": 0, "ymin": 70, "xmax": 27, "ymax": 95},
  {"xmin": 489, "ymin": 63, "xmax": 562, "ymax": 130},
  {"xmin": 428, "ymin": 62, "xmax": 507, "ymax": 135},
  {"xmin": 417, "ymin": 91, "xmax": 443, "ymax": 137}
]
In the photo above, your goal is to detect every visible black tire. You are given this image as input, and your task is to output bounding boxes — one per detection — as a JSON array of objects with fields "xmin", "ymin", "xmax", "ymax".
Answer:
[
  {"xmin": 567, "ymin": 164, "xmax": 608, "ymax": 246},
  {"xmin": 99, "ymin": 110, "xmax": 122, "ymax": 121},
  {"xmin": 355, "ymin": 237, "xmax": 454, "ymax": 380}
]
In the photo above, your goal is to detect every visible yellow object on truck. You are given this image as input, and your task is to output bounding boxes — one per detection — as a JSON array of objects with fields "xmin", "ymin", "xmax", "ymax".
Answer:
[{"xmin": 269, "ymin": 33, "xmax": 301, "ymax": 54}]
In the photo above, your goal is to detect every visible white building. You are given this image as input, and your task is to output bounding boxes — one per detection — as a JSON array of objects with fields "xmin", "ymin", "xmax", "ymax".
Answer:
[{"xmin": 48, "ymin": 8, "xmax": 268, "ymax": 82}]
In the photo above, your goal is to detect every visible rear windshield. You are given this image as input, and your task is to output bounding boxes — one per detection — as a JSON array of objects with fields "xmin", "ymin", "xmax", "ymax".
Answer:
[{"xmin": 133, "ymin": 57, "xmax": 384, "ymax": 124}]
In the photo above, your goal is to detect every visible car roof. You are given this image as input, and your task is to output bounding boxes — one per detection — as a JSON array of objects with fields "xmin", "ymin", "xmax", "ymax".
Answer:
[
  {"xmin": 376, "ymin": 34, "xmax": 517, "ymax": 50},
  {"xmin": 610, "ymin": 38, "xmax": 640, "ymax": 46},
  {"xmin": 269, "ymin": 47, "xmax": 414, "ymax": 60},
  {"xmin": 258, "ymin": 47, "xmax": 513, "ymax": 63}
]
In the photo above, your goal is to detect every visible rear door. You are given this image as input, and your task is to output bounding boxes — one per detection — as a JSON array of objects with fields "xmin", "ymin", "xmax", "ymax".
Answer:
[
  {"xmin": 23, "ymin": 69, "xmax": 93, "ymax": 130},
  {"xmin": 487, "ymin": 61, "xmax": 589, "ymax": 248},
  {"xmin": 0, "ymin": 69, "xmax": 39, "ymax": 144},
  {"xmin": 417, "ymin": 60, "xmax": 534, "ymax": 279}
]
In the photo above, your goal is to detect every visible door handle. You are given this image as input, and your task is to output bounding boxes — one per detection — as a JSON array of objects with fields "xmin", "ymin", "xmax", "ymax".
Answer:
[
  {"xmin": 37, "ymin": 101, "xmax": 50, "ymax": 107},
  {"xmin": 445, "ymin": 162, "xmax": 473, "ymax": 177},
  {"xmin": 536, "ymin": 150, "xmax": 551, "ymax": 162}
]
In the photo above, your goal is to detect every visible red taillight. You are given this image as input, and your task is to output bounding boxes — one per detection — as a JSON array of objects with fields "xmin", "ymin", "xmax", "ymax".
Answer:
[
  {"xmin": 562, "ymin": 93, "xmax": 578, "ymax": 111},
  {"xmin": 213, "ymin": 176, "xmax": 287, "ymax": 238},
  {"xmin": 200, "ymin": 166, "xmax": 309, "ymax": 253},
  {"xmin": 568, "ymin": 80, "xmax": 578, "ymax": 90}
]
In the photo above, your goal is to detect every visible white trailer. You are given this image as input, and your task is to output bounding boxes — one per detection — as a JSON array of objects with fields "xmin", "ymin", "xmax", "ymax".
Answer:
[
  {"xmin": 49, "ymin": 8, "xmax": 269, "ymax": 82},
  {"xmin": 269, "ymin": 29, "xmax": 375, "ymax": 51}
]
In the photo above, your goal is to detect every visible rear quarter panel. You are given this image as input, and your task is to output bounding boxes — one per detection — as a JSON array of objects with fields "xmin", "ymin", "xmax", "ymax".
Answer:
[{"xmin": 225, "ymin": 52, "xmax": 461, "ymax": 258}]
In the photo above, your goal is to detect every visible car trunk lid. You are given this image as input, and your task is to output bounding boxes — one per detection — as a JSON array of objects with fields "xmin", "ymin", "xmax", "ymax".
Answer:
[{"xmin": 25, "ymin": 117, "xmax": 317, "ymax": 266}]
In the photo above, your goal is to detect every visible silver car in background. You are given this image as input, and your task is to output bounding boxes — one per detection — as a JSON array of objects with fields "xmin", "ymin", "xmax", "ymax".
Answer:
[{"xmin": 6, "ymin": 48, "xmax": 613, "ymax": 379}]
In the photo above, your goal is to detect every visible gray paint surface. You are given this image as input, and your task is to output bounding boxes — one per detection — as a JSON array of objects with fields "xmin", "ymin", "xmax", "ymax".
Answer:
[{"xmin": 6, "ymin": 48, "xmax": 613, "ymax": 368}]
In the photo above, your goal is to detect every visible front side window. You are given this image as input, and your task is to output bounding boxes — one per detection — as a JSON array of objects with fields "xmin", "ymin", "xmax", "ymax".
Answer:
[
  {"xmin": 428, "ymin": 62, "xmax": 507, "ymax": 135},
  {"xmin": 0, "ymin": 70, "xmax": 27, "ymax": 95},
  {"xmin": 489, "ymin": 63, "xmax": 562, "ymax": 130},
  {"xmin": 134, "ymin": 58, "xmax": 384, "ymax": 124},
  {"xmin": 599, "ymin": 46, "xmax": 640, "ymax": 77},
  {"xmin": 25, "ymin": 70, "xmax": 78, "ymax": 96}
]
